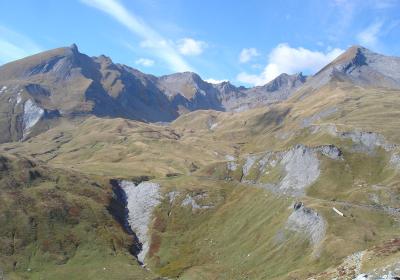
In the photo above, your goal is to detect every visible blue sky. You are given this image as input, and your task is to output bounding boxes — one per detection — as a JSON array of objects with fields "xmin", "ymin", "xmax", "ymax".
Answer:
[{"xmin": 0, "ymin": 0, "xmax": 399, "ymax": 86}]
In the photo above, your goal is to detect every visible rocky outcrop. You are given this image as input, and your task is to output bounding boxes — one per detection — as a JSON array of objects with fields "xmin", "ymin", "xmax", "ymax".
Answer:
[
  {"xmin": 390, "ymin": 153, "xmax": 400, "ymax": 169},
  {"xmin": 278, "ymin": 145, "xmax": 320, "ymax": 196},
  {"xmin": 315, "ymin": 144, "xmax": 343, "ymax": 160},
  {"xmin": 119, "ymin": 180, "xmax": 161, "ymax": 263},
  {"xmin": 223, "ymin": 73, "xmax": 307, "ymax": 112},
  {"xmin": 225, "ymin": 155, "xmax": 238, "ymax": 171},
  {"xmin": 311, "ymin": 124, "xmax": 397, "ymax": 154},
  {"xmin": 22, "ymin": 99, "xmax": 44, "ymax": 138},
  {"xmin": 242, "ymin": 144, "xmax": 342, "ymax": 196},
  {"xmin": 181, "ymin": 193, "xmax": 213, "ymax": 210},
  {"xmin": 242, "ymin": 155, "xmax": 259, "ymax": 177},
  {"xmin": 340, "ymin": 131, "xmax": 395, "ymax": 152},
  {"xmin": 285, "ymin": 202, "xmax": 326, "ymax": 245}
]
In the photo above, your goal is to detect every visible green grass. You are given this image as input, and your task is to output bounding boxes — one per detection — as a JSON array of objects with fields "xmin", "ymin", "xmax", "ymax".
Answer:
[{"xmin": 0, "ymin": 153, "xmax": 154, "ymax": 280}]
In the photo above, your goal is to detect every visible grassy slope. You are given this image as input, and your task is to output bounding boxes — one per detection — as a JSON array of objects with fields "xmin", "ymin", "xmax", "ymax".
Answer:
[
  {"xmin": 0, "ymin": 81, "xmax": 399, "ymax": 279},
  {"xmin": 0, "ymin": 153, "xmax": 154, "ymax": 280}
]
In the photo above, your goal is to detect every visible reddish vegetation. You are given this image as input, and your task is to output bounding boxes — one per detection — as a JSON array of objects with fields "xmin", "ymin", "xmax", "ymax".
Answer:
[
  {"xmin": 153, "ymin": 215, "xmax": 167, "ymax": 232},
  {"xmin": 68, "ymin": 206, "xmax": 81, "ymax": 217},
  {"xmin": 148, "ymin": 233, "xmax": 161, "ymax": 257},
  {"xmin": 148, "ymin": 215, "xmax": 166, "ymax": 257},
  {"xmin": 372, "ymin": 238, "xmax": 400, "ymax": 256}
]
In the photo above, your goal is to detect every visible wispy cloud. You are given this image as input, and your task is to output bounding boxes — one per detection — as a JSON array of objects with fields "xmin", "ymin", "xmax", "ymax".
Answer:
[
  {"xmin": 0, "ymin": 26, "xmax": 42, "ymax": 64},
  {"xmin": 81, "ymin": 0, "xmax": 192, "ymax": 72},
  {"xmin": 371, "ymin": 0, "xmax": 397, "ymax": 9},
  {"xmin": 239, "ymin": 48, "xmax": 260, "ymax": 63},
  {"xmin": 177, "ymin": 38, "xmax": 207, "ymax": 56},
  {"xmin": 135, "ymin": 57, "xmax": 154, "ymax": 67},
  {"xmin": 330, "ymin": 0, "xmax": 357, "ymax": 41},
  {"xmin": 357, "ymin": 21, "xmax": 384, "ymax": 49},
  {"xmin": 237, "ymin": 43, "xmax": 344, "ymax": 86}
]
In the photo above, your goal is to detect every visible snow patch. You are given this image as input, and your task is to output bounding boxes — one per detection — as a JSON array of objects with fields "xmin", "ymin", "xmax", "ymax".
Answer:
[{"xmin": 119, "ymin": 180, "xmax": 161, "ymax": 263}]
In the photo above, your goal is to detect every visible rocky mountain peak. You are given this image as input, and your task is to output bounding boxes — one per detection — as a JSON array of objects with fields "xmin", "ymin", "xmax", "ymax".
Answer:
[
  {"xmin": 215, "ymin": 81, "xmax": 237, "ymax": 93},
  {"xmin": 261, "ymin": 72, "xmax": 307, "ymax": 91},
  {"xmin": 308, "ymin": 45, "xmax": 400, "ymax": 89},
  {"xmin": 320, "ymin": 45, "xmax": 369, "ymax": 74},
  {"xmin": 69, "ymin": 43, "xmax": 79, "ymax": 54}
]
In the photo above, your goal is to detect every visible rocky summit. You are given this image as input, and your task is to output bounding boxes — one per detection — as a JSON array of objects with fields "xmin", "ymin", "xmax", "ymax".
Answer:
[{"xmin": 1, "ymin": 42, "xmax": 400, "ymax": 280}]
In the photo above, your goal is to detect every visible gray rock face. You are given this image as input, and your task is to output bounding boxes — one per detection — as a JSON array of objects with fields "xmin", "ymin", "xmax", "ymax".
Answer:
[
  {"xmin": 220, "ymin": 73, "xmax": 307, "ymax": 112},
  {"xmin": 167, "ymin": 191, "xmax": 179, "ymax": 204},
  {"xmin": 23, "ymin": 99, "xmax": 44, "ymax": 138},
  {"xmin": 312, "ymin": 124, "xmax": 397, "ymax": 154},
  {"xmin": 315, "ymin": 144, "xmax": 343, "ymax": 160},
  {"xmin": 119, "ymin": 180, "xmax": 161, "ymax": 263},
  {"xmin": 181, "ymin": 193, "xmax": 213, "ymax": 210},
  {"xmin": 354, "ymin": 264, "xmax": 400, "ymax": 280},
  {"xmin": 390, "ymin": 154, "xmax": 400, "ymax": 169},
  {"xmin": 243, "ymin": 155, "xmax": 259, "ymax": 177},
  {"xmin": 279, "ymin": 145, "xmax": 320, "ymax": 196},
  {"xmin": 225, "ymin": 155, "xmax": 238, "ymax": 171},
  {"xmin": 227, "ymin": 161, "xmax": 238, "ymax": 171},
  {"xmin": 340, "ymin": 131, "xmax": 395, "ymax": 152},
  {"xmin": 242, "ymin": 144, "xmax": 342, "ymax": 196},
  {"xmin": 285, "ymin": 203, "xmax": 326, "ymax": 245}
]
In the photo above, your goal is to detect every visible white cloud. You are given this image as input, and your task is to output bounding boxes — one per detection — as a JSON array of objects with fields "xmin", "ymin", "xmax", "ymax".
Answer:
[
  {"xmin": 81, "ymin": 0, "xmax": 192, "ymax": 72},
  {"xmin": 357, "ymin": 21, "xmax": 384, "ymax": 49},
  {"xmin": 177, "ymin": 38, "xmax": 207, "ymax": 56},
  {"xmin": 0, "ymin": 26, "xmax": 42, "ymax": 64},
  {"xmin": 239, "ymin": 48, "xmax": 260, "ymax": 63},
  {"xmin": 135, "ymin": 58, "xmax": 154, "ymax": 67},
  {"xmin": 205, "ymin": 78, "xmax": 228, "ymax": 84},
  {"xmin": 237, "ymin": 43, "xmax": 344, "ymax": 86}
]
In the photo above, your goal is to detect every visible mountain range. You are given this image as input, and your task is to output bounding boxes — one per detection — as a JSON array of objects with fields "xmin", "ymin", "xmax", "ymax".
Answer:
[
  {"xmin": 1, "ymin": 44, "xmax": 400, "ymax": 144},
  {"xmin": 0, "ymin": 44, "xmax": 308, "ymax": 142}
]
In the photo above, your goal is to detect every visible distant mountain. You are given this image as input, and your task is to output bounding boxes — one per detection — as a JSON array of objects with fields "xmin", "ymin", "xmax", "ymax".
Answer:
[
  {"xmin": 1, "ymin": 44, "xmax": 400, "ymax": 143},
  {"xmin": 227, "ymin": 73, "xmax": 308, "ymax": 111},
  {"xmin": 0, "ymin": 44, "xmax": 308, "ymax": 142}
]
